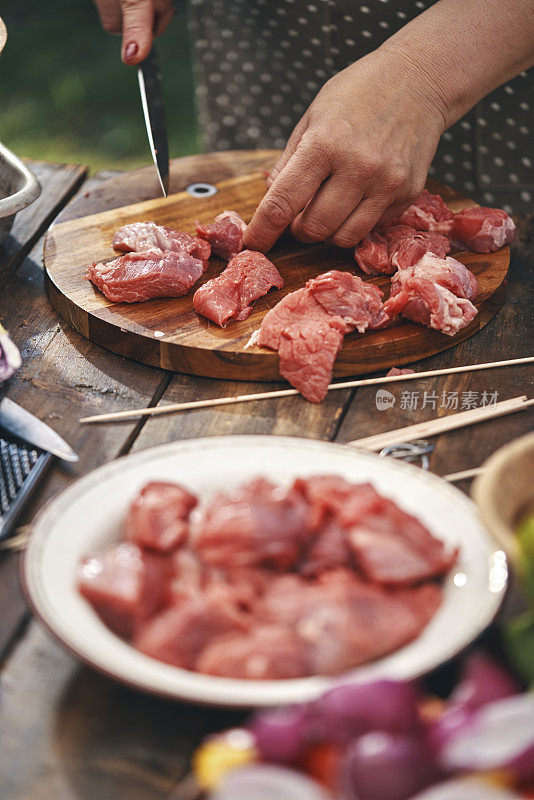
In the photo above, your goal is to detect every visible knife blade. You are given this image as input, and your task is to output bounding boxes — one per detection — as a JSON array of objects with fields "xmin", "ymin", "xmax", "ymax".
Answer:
[
  {"xmin": 0, "ymin": 397, "xmax": 78, "ymax": 462},
  {"xmin": 138, "ymin": 47, "xmax": 169, "ymax": 197}
]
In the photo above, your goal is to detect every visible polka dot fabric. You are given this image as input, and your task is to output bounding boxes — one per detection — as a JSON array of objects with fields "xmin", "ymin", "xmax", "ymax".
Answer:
[{"xmin": 189, "ymin": 0, "xmax": 533, "ymax": 213}]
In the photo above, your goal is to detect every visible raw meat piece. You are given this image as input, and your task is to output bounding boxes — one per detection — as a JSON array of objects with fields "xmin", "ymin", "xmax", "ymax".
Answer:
[
  {"xmin": 394, "ymin": 189, "xmax": 454, "ymax": 234},
  {"xmin": 195, "ymin": 210, "xmax": 247, "ymax": 260},
  {"xmin": 259, "ymin": 570, "xmax": 442, "ymax": 674},
  {"xmin": 135, "ymin": 583, "xmax": 250, "ymax": 669},
  {"xmin": 389, "ymin": 231, "xmax": 451, "ymax": 270},
  {"xmin": 386, "ymin": 367, "xmax": 415, "ymax": 377},
  {"xmin": 390, "ymin": 252, "xmax": 478, "ymax": 300},
  {"xmin": 254, "ymin": 271, "xmax": 389, "ymax": 402},
  {"xmin": 87, "ymin": 249, "xmax": 205, "ymax": 303},
  {"xmin": 451, "ymin": 206, "xmax": 516, "ymax": 253},
  {"xmin": 307, "ymin": 271, "xmax": 389, "ymax": 332},
  {"xmin": 112, "ymin": 221, "xmax": 211, "ymax": 263},
  {"xmin": 384, "ymin": 278, "xmax": 478, "ymax": 336},
  {"xmin": 195, "ymin": 477, "xmax": 311, "ymax": 569},
  {"xmin": 354, "ymin": 230, "xmax": 391, "ymax": 275},
  {"xmin": 277, "ymin": 323, "xmax": 345, "ymax": 404},
  {"xmin": 126, "ymin": 481, "xmax": 197, "ymax": 553},
  {"xmin": 347, "ymin": 498, "xmax": 457, "ymax": 586},
  {"xmin": 293, "ymin": 476, "xmax": 385, "ymax": 531},
  {"xmin": 354, "ymin": 223, "xmax": 450, "ymax": 275},
  {"xmin": 78, "ymin": 542, "xmax": 169, "ymax": 638},
  {"xmin": 196, "ymin": 624, "xmax": 311, "ymax": 679},
  {"xmin": 299, "ymin": 518, "xmax": 352, "ymax": 577},
  {"xmin": 193, "ymin": 249, "xmax": 284, "ymax": 326}
]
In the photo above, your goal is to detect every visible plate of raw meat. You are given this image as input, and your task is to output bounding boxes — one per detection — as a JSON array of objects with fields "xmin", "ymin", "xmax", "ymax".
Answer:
[{"xmin": 23, "ymin": 436, "xmax": 507, "ymax": 707}]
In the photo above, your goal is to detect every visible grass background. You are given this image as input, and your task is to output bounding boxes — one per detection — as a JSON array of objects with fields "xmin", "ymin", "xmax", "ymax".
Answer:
[{"xmin": 0, "ymin": 0, "xmax": 199, "ymax": 172}]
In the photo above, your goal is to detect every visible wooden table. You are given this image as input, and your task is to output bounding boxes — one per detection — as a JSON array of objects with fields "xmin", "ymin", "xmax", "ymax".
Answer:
[{"xmin": 0, "ymin": 153, "xmax": 532, "ymax": 800}]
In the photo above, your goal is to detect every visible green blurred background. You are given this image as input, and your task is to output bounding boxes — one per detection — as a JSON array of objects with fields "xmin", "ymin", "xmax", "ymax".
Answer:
[{"xmin": 0, "ymin": 0, "xmax": 199, "ymax": 172}]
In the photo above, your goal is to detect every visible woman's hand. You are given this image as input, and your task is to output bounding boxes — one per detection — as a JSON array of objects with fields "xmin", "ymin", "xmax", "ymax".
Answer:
[
  {"xmin": 93, "ymin": 0, "xmax": 175, "ymax": 64},
  {"xmin": 243, "ymin": 48, "xmax": 448, "ymax": 253}
]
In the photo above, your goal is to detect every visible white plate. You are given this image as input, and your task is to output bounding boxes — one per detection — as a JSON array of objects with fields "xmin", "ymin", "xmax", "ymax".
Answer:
[{"xmin": 23, "ymin": 436, "xmax": 507, "ymax": 708}]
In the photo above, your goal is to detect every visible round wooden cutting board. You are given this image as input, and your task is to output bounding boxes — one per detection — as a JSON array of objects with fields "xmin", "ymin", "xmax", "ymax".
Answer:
[{"xmin": 44, "ymin": 150, "xmax": 509, "ymax": 381}]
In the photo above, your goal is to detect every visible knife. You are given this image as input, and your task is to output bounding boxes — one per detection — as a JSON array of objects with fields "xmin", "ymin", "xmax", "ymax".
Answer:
[
  {"xmin": 0, "ymin": 397, "xmax": 78, "ymax": 462},
  {"xmin": 138, "ymin": 46, "xmax": 170, "ymax": 197}
]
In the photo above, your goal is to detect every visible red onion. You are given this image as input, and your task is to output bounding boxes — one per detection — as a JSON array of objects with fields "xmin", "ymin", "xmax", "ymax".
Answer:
[
  {"xmin": 315, "ymin": 681, "xmax": 420, "ymax": 745},
  {"xmin": 249, "ymin": 705, "xmax": 312, "ymax": 763},
  {"xmin": 209, "ymin": 764, "xmax": 330, "ymax": 800},
  {"xmin": 449, "ymin": 651, "xmax": 520, "ymax": 712},
  {"xmin": 440, "ymin": 693, "xmax": 534, "ymax": 780},
  {"xmin": 425, "ymin": 704, "xmax": 472, "ymax": 754},
  {"xmin": 340, "ymin": 731, "xmax": 440, "ymax": 800}
]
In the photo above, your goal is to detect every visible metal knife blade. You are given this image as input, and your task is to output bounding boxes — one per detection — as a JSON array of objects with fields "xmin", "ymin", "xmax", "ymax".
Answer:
[
  {"xmin": 0, "ymin": 397, "xmax": 79, "ymax": 463},
  {"xmin": 138, "ymin": 47, "xmax": 169, "ymax": 197}
]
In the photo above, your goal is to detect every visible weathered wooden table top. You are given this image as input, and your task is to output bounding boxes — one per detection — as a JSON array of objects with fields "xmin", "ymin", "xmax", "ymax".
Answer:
[{"xmin": 0, "ymin": 153, "xmax": 532, "ymax": 800}]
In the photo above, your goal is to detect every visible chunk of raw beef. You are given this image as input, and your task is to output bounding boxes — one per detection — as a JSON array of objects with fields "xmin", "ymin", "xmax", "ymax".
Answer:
[
  {"xmin": 259, "ymin": 570, "xmax": 443, "ymax": 674},
  {"xmin": 253, "ymin": 271, "xmax": 389, "ymax": 402},
  {"xmin": 293, "ymin": 476, "xmax": 385, "ymax": 531},
  {"xmin": 196, "ymin": 624, "xmax": 311, "ymax": 679},
  {"xmin": 307, "ymin": 271, "xmax": 389, "ymax": 332},
  {"xmin": 195, "ymin": 477, "xmax": 311, "ymax": 569},
  {"xmin": 354, "ymin": 230, "xmax": 391, "ymax": 275},
  {"xmin": 195, "ymin": 210, "xmax": 247, "ymax": 260},
  {"xmin": 299, "ymin": 518, "xmax": 352, "ymax": 577},
  {"xmin": 384, "ymin": 277, "xmax": 478, "ymax": 336},
  {"xmin": 451, "ymin": 206, "xmax": 516, "ymax": 253},
  {"xmin": 391, "ymin": 252, "xmax": 478, "ymax": 300},
  {"xmin": 347, "ymin": 498, "xmax": 458, "ymax": 586},
  {"xmin": 112, "ymin": 221, "xmax": 211, "ymax": 263},
  {"xmin": 389, "ymin": 230, "xmax": 451, "ymax": 270},
  {"xmin": 394, "ymin": 189, "xmax": 454, "ymax": 234},
  {"xmin": 193, "ymin": 249, "xmax": 284, "ymax": 326},
  {"xmin": 87, "ymin": 249, "xmax": 205, "ymax": 302},
  {"xmin": 78, "ymin": 542, "xmax": 169, "ymax": 638},
  {"xmin": 135, "ymin": 583, "xmax": 250, "ymax": 669},
  {"xmin": 125, "ymin": 482, "xmax": 198, "ymax": 553},
  {"xmin": 386, "ymin": 367, "xmax": 416, "ymax": 377}
]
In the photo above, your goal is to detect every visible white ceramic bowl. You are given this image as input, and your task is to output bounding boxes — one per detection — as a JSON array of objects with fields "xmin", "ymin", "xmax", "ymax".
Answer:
[{"xmin": 23, "ymin": 436, "xmax": 507, "ymax": 707}]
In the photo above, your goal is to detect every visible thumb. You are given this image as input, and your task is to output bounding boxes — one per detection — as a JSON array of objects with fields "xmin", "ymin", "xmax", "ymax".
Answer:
[{"xmin": 120, "ymin": 0, "xmax": 154, "ymax": 64}]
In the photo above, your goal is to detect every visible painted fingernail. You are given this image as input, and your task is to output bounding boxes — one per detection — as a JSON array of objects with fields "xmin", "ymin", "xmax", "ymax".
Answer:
[{"xmin": 124, "ymin": 42, "xmax": 138, "ymax": 60}]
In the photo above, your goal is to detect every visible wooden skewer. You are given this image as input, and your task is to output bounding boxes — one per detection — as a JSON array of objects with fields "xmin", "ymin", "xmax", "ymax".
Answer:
[
  {"xmin": 348, "ymin": 396, "xmax": 534, "ymax": 452},
  {"xmin": 443, "ymin": 466, "xmax": 485, "ymax": 482},
  {"xmin": 79, "ymin": 356, "xmax": 534, "ymax": 424}
]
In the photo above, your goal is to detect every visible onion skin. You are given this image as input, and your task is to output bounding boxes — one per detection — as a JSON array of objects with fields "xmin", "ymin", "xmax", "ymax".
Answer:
[
  {"xmin": 314, "ymin": 680, "xmax": 421, "ymax": 745},
  {"xmin": 339, "ymin": 731, "xmax": 441, "ymax": 800},
  {"xmin": 249, "ymin": 705, "xmax": 312, "ymax": 764},
  {"xmin": 449, "ymin": 652, "xmax": 520, "ymax": 712}
]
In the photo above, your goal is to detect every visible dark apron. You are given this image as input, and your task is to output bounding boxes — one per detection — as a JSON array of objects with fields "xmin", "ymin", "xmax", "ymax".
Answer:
[{"xmin": 189, "ymin": 0, "xmax": 533, "ymax": 213}]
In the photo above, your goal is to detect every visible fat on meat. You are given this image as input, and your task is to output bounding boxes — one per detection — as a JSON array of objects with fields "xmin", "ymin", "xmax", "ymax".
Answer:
[
  {"xmin": 126, "ymin": 481, "xmax": 198, "ymax": 553},
  {"xmin": 451, "ymin": 206, "xmax": 516, "ymax": 253},
  {"xmin": 389, "ymin": 230, "xmax": 451, "ymax": 270},
  {"xmin": 307, "ymin": 270, "xmax": 389, "ymax": 332},
  {"xmin": 354, "ymin": 223, "xmax": 450, "ymax": 275},
  {"xmin": 78, "ymin": 542, "xmax": 169, "ymax": 638},
  {"xmin": 195, "ymin": 210, "xmax": 247, "ymax": 260},
  {"xmin": 384, "ymin": 277, "xmax": 478, "ymax": 336},
  {"xmin": 112, "ymin": 221, "xmax": 211, "ymax": 263},
  {"xmin": 135, "ymin": 583, "xmax": 250, "ymax": 669},
  {"xmin": 195, "ymin": 477, "xmax": 311, "ymax": 570},
  {"xmin": 87, "ymin": 249, "xmax": 205, "ymax": 302},
  {"xmin": 394, "ymin": 189, "xmax": 454, "ymax": 234},
  {"xmin": 193, "ymin": 249, "xmax": 284, "ymax": 326},
  {"xmin": 196, "ymin": 624, "xmax": 311, "ymax": 679},
  {"xmin": 391, "ymin": 252, "xmax": 478, "ymax": 300}
]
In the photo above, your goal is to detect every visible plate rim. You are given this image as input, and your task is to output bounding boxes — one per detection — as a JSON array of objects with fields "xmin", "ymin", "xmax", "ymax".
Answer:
[{"xmin": 22, "ymin": 435, "xmax": 507, "ymax": 707}]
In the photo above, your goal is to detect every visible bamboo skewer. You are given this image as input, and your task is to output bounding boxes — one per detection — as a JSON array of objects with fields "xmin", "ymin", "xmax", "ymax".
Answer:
[
  {"xmin": 79, "ymin": 356, "xmax": 534, "ymax": 424},
  {"xmin": 443, "ymin": 466, "xmax": 485, "ymax": 482},
  {"xmin": 348, "ymin": 396, "xmax": 534, "ymax": 452}
]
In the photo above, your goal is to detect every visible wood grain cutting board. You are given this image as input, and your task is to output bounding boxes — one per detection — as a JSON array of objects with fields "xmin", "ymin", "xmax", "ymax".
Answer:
[{"xmin": 44, "ymin": 151, "xmax": 509, "ymax": 381}]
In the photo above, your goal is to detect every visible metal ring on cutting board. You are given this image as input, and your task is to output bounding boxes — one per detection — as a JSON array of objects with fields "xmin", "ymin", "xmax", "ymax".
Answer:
[{"xmin": 185, "ymin": 182, "xmax": 218, "ymax": 197}]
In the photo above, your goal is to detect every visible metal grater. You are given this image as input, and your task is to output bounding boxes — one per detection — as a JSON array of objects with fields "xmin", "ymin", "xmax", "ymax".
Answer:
[{"xmin": 0, "ymin": 436, "xmax": 52, "ymax": 541}]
